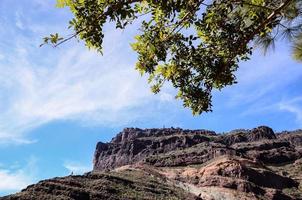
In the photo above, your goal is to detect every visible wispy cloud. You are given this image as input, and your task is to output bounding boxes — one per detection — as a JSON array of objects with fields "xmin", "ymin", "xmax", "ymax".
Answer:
[
  {"xmin": 0, "ymin": 45, "xmax": 176, "ymax": 143},
  {"xmin": 279, "ymin": 97, "xmax": 302, "ymax": 125},
  {"xmin": 0, "ymin": 2, "xmax": 179, "ymax": 144},
  {"xmin": 213, "ymin": 42, "xmax": 302, "ymax": 122},
  {"xmin": 0, "ymin": 156, "xmax": 37, "ymax": 195},
  {"xmin": 15, "ymin": 11, "xmax": 24, "ymax": 30},
  {"xmin": 224, "ymin": 46, "xmax": 302, "ymax": 107}
]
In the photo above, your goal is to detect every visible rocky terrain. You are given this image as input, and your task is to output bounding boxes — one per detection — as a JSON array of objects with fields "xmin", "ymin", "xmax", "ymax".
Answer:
[{"xmin": 2, "ymin": 126, "xmax": 302, "ymax": 200}]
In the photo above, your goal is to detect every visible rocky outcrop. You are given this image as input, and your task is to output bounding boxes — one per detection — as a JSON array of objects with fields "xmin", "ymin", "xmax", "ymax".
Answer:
[
  {"xmin": 159, "ymin": 155, "xmax": 300, "ymax": 200},
  {"xmin": 93, "ymin": 126, "xmax": 302, "ymax": 170},
  {"xmin": 189, "ymin": 157, "xmax": 298, "ymax": 190},
  {"xmin": 218, "ymin": 126, "xmax": 276, "ymax": 145},
  {"xmin": 232, "ymin": 140, "xmax": 301, "ymax": 164},
  {"xmin": 277, "ymin": 130, "xmax": 302, "ymax": 147},
  {"xmin": 144, "ymin": 142, "xmax": 238, "ymax": 167},
  {"xmin": 93, "ymin": 128, "xmax": 216, "ymax": 170}
]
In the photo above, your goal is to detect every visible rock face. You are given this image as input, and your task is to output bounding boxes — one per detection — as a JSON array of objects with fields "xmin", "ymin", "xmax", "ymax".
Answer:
[
  {"xmin": 93, "ymin": 126, "xmax": 302, "ymax": 170},
  {"xmin": 93, "ymin": 128, "xmax": 216, "ymax": 170},
  {"xmin": 3, "ymin": 126, "xmax": 302, "ymax": 200},
  {"xmin": 218, "ymin": 126, "xmax": 276, "ymax": 145},
  {"xmin": 160, "ymin": 156, "xmax": 299, "ymax": 200},
  {"xmin": 194, "ymin": 157, "xmax": 297, "ymax": 190},
  {"xmin": 277, "ymin": 130, "xmax": 302, "ymax": 147}
]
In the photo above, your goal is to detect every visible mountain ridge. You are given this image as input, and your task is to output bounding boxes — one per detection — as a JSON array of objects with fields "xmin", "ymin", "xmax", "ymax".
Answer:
[{"xmin": 2, "ymin": 126, "xmax": 302, "ymax": 200}]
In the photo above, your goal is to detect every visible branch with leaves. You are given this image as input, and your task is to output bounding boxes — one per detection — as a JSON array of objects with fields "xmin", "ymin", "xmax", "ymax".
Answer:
[{"xmin": 44, "ymin": 0, "xmax": 302, "ymax": 115}]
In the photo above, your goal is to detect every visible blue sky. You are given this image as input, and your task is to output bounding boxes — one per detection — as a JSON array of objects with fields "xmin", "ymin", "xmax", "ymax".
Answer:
[{"xmin": 0, "ymin": 0, "xmax": 302, "ymax": 196}]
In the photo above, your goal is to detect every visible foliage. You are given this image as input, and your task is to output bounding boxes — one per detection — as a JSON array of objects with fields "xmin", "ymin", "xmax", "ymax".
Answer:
[{"xmin": 45, "ymin": 0, "xmax": 302, "ymax": 114}]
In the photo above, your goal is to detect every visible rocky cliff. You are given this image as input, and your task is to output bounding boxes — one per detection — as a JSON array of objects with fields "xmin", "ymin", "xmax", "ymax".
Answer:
[
  {"xmin": 93, "ymin": 126, "xmax": 302, "ymax": 170},
  {"xmin": 2, "ymin": 126, "xmax": 302, "ymax": 200}
]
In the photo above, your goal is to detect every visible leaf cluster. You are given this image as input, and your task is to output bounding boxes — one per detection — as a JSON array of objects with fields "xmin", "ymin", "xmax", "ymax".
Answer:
[{"xmin": 46, "ymin": 0, "xmax": 302, "ymax": 114}]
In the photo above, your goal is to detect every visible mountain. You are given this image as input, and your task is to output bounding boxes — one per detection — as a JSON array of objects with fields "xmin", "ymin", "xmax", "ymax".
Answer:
[{"xmin": 2, "ymin": 126, "xmax": 302, "ymax": 200}]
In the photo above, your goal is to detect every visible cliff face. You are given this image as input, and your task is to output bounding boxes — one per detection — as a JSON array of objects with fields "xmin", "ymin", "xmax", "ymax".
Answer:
[
  {"xmin": 93, "ymin": 128, "xmax": 217, "ymax": 170},
  {"xmin": 3, "ymin": 126, "xmax": 302, "ymax": 200},
  {"xmin": 93, "ymin": 126, "xmax": 302, "ymax": 170}
]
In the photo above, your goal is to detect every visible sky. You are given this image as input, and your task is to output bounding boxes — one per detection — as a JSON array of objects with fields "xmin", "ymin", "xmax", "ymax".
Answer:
[{"xmin": 0, "ymin": 0, "xmax": 302, "ymax": 196}]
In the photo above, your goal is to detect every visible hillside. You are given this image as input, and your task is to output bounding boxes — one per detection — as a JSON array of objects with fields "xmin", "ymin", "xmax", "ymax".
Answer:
[{"xmin": 2, "ymin": 126, "xmax": 302, "ymax": 200}]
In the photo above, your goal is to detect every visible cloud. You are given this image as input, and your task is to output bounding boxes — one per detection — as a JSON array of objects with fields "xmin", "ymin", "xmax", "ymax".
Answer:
[
  {"xmin": 0, "ymin": 156, "xmax": 37, "ymax": 195},
  {"xmin": 224, "ymin": 46, "xmax": 302, "ymax": 107},
  {"xmin": 0, "ymin": 170, "xmax": 31, "ymax": 192},
  {"xmin": 31, "ymin": 0, "xmax": 54, "ymax": 9},
  {"xmin": 0, "ymin": 45, "xmax": 173, "ymax": 143},
  {"xmin": 279, "ymin": 97, "xmax": 302, "ymax": 125},
  {"xmin": 15, "ymin": 11, "xmax": 24, "ymax": 30},
  {"xmin": 0, "ymin": 6, "xmax": 178, "ymax": 144},
  {"xmin": 63, "ymin": 161, "xmax": 91, "ymax": 175}
]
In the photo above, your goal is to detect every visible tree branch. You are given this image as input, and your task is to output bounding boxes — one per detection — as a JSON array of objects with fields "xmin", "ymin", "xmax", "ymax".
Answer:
[
  {"xmin": 240, "ymin": 1, "xmax": 275, "ymax": 11},
  {"xmin": 52, "ymin": 0, "xmax": 142, "ymax": 47},
  {"xmin": 244, "ymin": 0, "xmax": 293, "ymax": 44},
  {"xmin": 215, "ymin": 0, "xmax": 293, "ymax": 83}
]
